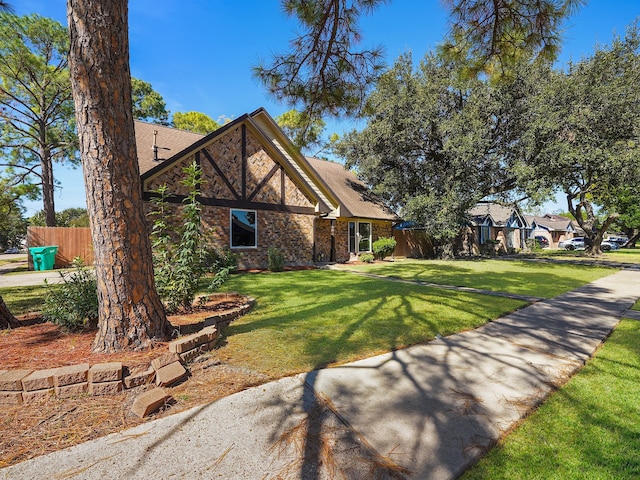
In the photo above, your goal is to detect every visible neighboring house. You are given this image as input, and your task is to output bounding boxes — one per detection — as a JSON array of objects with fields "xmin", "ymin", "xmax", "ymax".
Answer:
[
  {"xmin": 136, "ymin": 108, "xmax": 398, "ymax": 269},
  {"xmin": 525, "ymin": 214, "xmax": 576, "ymax": 248},
  {"xmin": 464, "ymin": 202, "xmax": 530, "ymax": 254}
]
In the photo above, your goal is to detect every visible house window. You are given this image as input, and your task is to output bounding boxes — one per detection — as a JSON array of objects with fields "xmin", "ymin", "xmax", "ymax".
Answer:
[
  {"xmin": 349, "ymin": 221, "xmax": 372, "ymax": 253},
  {"xmin": 480, "ymin": 225, "xmax": 490, "ymax": 245},
  {"xmin": 230, "ymin": 209, "xmax": 257, "ymax": 248}
]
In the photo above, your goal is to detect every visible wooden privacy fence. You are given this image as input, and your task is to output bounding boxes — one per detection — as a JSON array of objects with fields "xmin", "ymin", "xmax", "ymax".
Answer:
[
  {"xmin": 27, "ymin": 227, "xmax": 94, "ymax": 270},
  {"xmin": 393, "ymin": 229, "xmax": 435, "ymax": 258}
]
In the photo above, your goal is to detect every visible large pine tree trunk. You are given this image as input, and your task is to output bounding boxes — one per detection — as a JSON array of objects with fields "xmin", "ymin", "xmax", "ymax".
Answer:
[
  {"xmin": 40, "ymin": 145, "xmax": 57, "ymax": 227},
  {"xmin": 67, "ymin": 0, "xmax": 171, "ymax": 352},
  {"xmin": 0, "ymin": 295, "xmax": 20, "ymax": 329}
]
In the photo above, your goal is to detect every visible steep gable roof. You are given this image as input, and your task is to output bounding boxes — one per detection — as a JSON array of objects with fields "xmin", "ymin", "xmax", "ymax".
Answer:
[
  {"xmin": 136, "ymin": 114, "xmax": 328, "ymax": 212},
  {"xmin": 134, "ymin": 108, "xmax": 398, "ymax": 222},
  {"xmin": 305, "ymin": 157, "xmax": 399, "ymax": 221},
  {"xmin": 468, "ymin": 202, "xmax": 528, "ymax": 227},
  {"xmin": 525, "ymin": 214, "xmax": 575, "ymax": 232}
]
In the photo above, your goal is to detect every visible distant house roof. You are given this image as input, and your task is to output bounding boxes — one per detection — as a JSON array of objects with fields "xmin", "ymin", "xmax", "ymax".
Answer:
[
  {"xmin": 305, "ymin": 157, "xmax": 399, "ymax": 221},
  {"xmin": 467, "ymin": 202, "xmax": 528, "ymax": 228},
  {"xmin": 525, "ymin": 214, "xmax": 575, "ymax": 232}
]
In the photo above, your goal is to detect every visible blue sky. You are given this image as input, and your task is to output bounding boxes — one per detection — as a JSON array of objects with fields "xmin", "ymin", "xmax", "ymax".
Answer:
[{"xmin": 14, "ymin": 0, "xmax": 640, "ymax": 216}]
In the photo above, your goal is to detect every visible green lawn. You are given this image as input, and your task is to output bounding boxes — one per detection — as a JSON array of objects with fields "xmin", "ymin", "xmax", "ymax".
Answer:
[
  {"xmin": 533, "ymin": 248, "xmax": 640, "ymax": 264},
  {"xmin": 218, "ymin": 269, "xmax": 525, "ymax": 377},
  {"xmin": 0, "ymin": 255, "xmax": 28, "ymax": 270},
  {"xmin": 0, "ymin": 285, "xmax": 48, "ymax": 315},
  {"xmin": 462, "ymin": 318, "xmax": 640, "ymax": 480},
  {"xmin": 338, "ymin": 259, "xmax": 615, "ymax": 298}
]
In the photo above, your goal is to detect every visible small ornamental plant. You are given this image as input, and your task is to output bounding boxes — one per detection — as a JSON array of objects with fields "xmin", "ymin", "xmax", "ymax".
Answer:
[
  {"xmin": 42, "ymin": 257, "xmax": 98, "ymax": 331},
  {"xmin": 359, "ymin": 252, "xmax": 375, "ymax": 263},
  {"xmin": 268, "ymin": 247, "xmax": 285, "ymax": 272}
]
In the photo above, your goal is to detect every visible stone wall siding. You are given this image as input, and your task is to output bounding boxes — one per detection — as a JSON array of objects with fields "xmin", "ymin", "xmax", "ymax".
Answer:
[
  {"xmin": 372, "ymin": 221, "xmax": 393, "ymax": 243},
  {"xmin": 314, "ymin": 219, "xmax": 333, "ymax": 262},
  {"xmin": 145, "ymin": 203, "xmax": 314, "ymax": 270},
  {"xmin": 143, "ymin": 124, "xmax": 321, "ymax": 269},
  {"xmin": 145, "ymin": 126, "xmax": 314, "ymax": 209},
  {"xmin": 204, "ymin": 208, "xmax": 314, "ymax": 270}
]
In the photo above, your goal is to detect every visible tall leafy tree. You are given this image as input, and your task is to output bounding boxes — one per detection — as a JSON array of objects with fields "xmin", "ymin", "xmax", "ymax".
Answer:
[
  {"xmin": 605, "ymin": 186, "xmax": 640, "ymax": 247},
  {"xmin": 0, "ymin": 12, "xmax": 78, "ymax": 227},
  {"xmin": 255, "ymin": 0, "xmax": 582, "ymax": 131},
  {"xmin": 131, "ymin": 77, "xmax": 169, "ymax": 124},
  {"xmin": 441, "ymin": 0, "xmax": 585, "ymax": 78},
  {"xmin": 0, "ymin": 179, "xmax": 32, "ymax": 250},
  {"xmin": 336, "ymin": 52, "xmax": 546, "ymax": 253},
  {"xmin": 275, "ymin": 109, "xmax": 338, "ymax": 156},
  {"xmin": 254, "ymin": 0, "xmax": 388, "ymax": 122},
  {"xmin": 0, "ymin": 0, "xmax": 19, "ymax": 330},
  {"xmin": 172, "ymin": 111, "xmax": 220, "ymax": 134},
  {"xmin": 67, "ymin": 0, "xmax": 171, "ymax": 352},
  {"xmin": 520, "ymin": 23, "xmax": 640, "ymax": 254}
]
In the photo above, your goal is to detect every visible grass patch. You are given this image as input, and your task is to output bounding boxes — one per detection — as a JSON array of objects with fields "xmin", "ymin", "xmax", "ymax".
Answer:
[
  {"xmin": 534, "ymin": 248, "xmax": 640, "ymax": 264},
  {"xmin": 0, "ymin": 285, "xmax": 48, "ymax": 315},
  {"xmin": 462, "ymin": 319, "xmax": 640, "ymax": 479},
  {"xmin": 632, "ymin": 300, "xmax": 640, "ymax": 312},
  {"xmin": 340, "ymin": 259, "xmax": 615, "ymax": 298},
  {"xmin": 0, "ymin": 255, "xmax": 28, "ymax": 270},
  {"xmin": 218, "ymin": 269, "xmax": 525, "ymax": 377}
]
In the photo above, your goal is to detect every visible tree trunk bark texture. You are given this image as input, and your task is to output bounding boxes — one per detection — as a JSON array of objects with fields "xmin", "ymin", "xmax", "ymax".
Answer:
[
  {"xmin": 67, "ymin": 0, "xmax": 171, "ymax": 352},
  {"xmin": 40, "ymin": 145, "xmax": 57, "ymax": 227},
  {"xmin": 0, "ymin": 295, "xmax": 20, "ymax": 329}
]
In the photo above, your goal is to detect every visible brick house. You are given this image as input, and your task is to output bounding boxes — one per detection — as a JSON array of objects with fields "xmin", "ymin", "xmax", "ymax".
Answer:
[
  {"xmin": 137, "ymin": 108, "xmax": 398, "ymax": 269},
  {"xmin": 525, "ymin": 214, "xmax": 576, "ymax": 248},
  {"xmin": 463, "ymin": 202, "xmax": 530, "ymax": 254}
]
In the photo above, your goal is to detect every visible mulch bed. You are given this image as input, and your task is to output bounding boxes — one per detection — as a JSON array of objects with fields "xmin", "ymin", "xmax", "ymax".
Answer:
[
  {"xmin": 0, "ymin": 294, "xmax": 246, "ymax": 370},
  {"xmin": 0, "ymin": 293, "xmax": 272, "ymax": 468}
]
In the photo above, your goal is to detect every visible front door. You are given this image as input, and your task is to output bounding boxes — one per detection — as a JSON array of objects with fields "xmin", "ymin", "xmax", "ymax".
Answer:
[{"xmin": 349, "ymin": 221, "xmax": 372, "ymax": 254}]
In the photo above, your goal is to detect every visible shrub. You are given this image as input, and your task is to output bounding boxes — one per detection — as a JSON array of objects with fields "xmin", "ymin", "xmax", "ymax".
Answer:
[
  {"xmin": 149, "ymin": 161, "xmax": 217, "ymax": 313},
  {"xmin": 268, "ymin": 247, "xmax": 285, "ymax": 272},
  {"xmin": 42, "ymin": 258, "xmax": 98, "ymax": 331},
  {"xmin": 526, "ymin": 238, "xmax": 543, "ymax": 251},
  {"xmin": 204, "ymin": 247, "xmax": 239, "ymax": 291},
  {"xmin": 359, "ymin": 253, "xmax": 375, "ymax": 263},
  {"xmin": 372, "ymin": 236, "xmax": 397, "ymax": 260}
]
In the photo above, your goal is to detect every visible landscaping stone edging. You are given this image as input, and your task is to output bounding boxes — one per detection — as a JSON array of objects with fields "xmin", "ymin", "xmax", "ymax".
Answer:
[{"xmin": 0, "ymin": 296, "xmax": 255, "ymax": 417}]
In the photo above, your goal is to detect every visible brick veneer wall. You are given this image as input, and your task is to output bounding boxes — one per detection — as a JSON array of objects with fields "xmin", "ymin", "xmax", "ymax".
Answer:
[{"xmin": 143, "ymin": 126, "xmax": 320, "ymax": 269}]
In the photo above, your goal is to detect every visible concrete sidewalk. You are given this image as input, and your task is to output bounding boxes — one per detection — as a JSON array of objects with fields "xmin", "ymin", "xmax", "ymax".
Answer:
[{"xmin": 2, "ymin": 269, "xmax": 639, "ymax": 479}]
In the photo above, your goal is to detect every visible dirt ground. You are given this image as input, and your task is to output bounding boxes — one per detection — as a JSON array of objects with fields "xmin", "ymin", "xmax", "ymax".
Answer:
[{"xmin": 0, "ymin": 296, "xmax": 272, "ymax": 468}]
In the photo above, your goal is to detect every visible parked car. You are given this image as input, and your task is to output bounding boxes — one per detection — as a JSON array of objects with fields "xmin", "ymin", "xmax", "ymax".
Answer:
[
  {"xmin": 3, "ymin": 247, "xmax": 19, "ymax": 254},
  {"xmin": 607, "ymin": 236, "xmax": 628, "ymax": 247},
  {"xmin": 534, "ymin": 236, "xmax": 549, "ymax": 248},
  {"xmin": 601, "ymin": 240, "xmax": 620, "ymax": 251},
  {"xmin": 559, "ymin": 237, "xmax": 585, "ymax": 250}
]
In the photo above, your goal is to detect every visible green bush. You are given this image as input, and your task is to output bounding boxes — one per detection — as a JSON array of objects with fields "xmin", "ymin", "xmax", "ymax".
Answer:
[
  {"xmin": 372, "ymin": 236, "xmax": 397, "ymax": 260},
  {"xmin": 359, "ymin": 253, "xmax": 375, "ymax": 263},
  {"xmin": 149, "ymin": 161, "xmax": 213, "ymax": 313},
  {"xmin": 205, "ymin": 247, "xmax": 239, "ymax": 291},
  {"xmin": 42, "ymin": 258, "xmax": 98, "ymax": 331},
  {"xmin": 268, "ymin": 247, "xmax": 285, "ymax": 272}
]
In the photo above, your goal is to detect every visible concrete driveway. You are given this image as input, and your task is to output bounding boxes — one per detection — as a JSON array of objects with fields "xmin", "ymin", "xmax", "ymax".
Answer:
[{"xmin": 0, "ymin": 254, "xmax": 63, "ymax": 287}]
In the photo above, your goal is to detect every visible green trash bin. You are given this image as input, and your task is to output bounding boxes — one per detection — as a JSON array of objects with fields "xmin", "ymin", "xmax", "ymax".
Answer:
[{"xmin": 29, "ymin": 246, "xmax": 58, "ymax": 271}]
